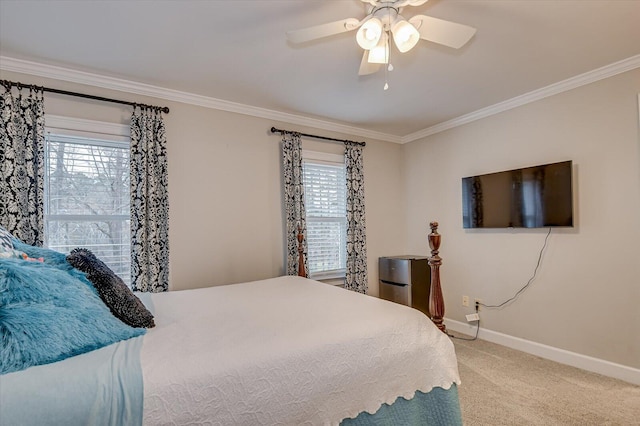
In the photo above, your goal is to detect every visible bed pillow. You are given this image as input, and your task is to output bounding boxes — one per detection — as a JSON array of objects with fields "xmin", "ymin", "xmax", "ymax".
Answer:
[
  {"xmin": 66, "ymin": 248, "xmax": 155, "ymax": 329},
  {"xmin": 0, "ymin": 258, "xmax": 145, "ymax": 375},
  {"xmin": 12, "ymin": 240, "xmax": 72, "ymax": 271},
  {"xmin": 0, "ymin": 247, "xmax": 27, "ymax": 260},
  {"xmin": 0, "ymin": 225, "xmax": 14, "ymax": 251},
  {"xmin": 0, "ymin": 226, "xmax": 25, "ymax": 260}
]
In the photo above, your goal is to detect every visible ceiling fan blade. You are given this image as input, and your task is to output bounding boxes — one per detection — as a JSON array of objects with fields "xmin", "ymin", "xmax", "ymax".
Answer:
[
  {"xmin": 408, "ymin": 15, "xmax": 476, "ymax": 49},
  {"xmin": 358, "ymin": 51, "xmax": 381, "ymax": 76},
  {"xmin": 391, "ymin": 0, "xmax": 429, "ymax": 6},
  {"xmin": 361, "ymin": 0, "xmax": 428, "ymax": 6},
  {"xmin": 286, "ymin": 18, "xmax": 360, "ymax": 44},
  {"xmin": 407, "ymin": 0, "xmax": 429, "ymax": 5}
]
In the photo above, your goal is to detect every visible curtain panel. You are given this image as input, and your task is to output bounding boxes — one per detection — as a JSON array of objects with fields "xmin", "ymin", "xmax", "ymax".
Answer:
[
  {"xmin": 130, "ymin": 107, "xmax": 169, "ymax": 292},
  {"xmin": 281, "ymin": 132, "xmax": 308, "ymax": 276},
  {"xmin": 344, "ymin": 143, "xmax": 368, "ymax": 294},
  {"xmin": 0, "ymin": 84, "xmax": 45, "ymax": 246}
]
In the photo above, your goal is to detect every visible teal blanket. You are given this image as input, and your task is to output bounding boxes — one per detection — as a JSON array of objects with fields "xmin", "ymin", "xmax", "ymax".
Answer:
[
  {"xmin": 0, "ymin": 336, "xmax": 144, "ymax": 426},
  {"xmin": 343, "ymin": 385, "xmax": 463, "ymax": 426}
]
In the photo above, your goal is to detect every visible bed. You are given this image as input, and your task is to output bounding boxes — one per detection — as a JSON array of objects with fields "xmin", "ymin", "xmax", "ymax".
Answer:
[{"xmin": 0, "ymin": 225, "xmax": 462, "ymax": 425}]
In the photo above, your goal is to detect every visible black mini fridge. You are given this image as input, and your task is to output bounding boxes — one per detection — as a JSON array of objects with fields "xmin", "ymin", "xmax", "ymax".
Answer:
[{"xmin": 378, "ymin": 256, "xmax": 430, "ymax": 316}]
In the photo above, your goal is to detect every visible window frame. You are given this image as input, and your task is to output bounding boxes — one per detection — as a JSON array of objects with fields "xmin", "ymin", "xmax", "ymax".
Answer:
[
  {"xmin": 302, "ymin": 149, "xmax": 347, "ymax": 281},
  {"xmin": 44, "ymin": 115, "xmax": 131, "ymax": 283}
]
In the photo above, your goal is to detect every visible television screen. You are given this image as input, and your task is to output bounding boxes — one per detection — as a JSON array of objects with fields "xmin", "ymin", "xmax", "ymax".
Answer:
[{"xmin": 462, "ymin": 161, "xmax": 573, "ymax": 228}]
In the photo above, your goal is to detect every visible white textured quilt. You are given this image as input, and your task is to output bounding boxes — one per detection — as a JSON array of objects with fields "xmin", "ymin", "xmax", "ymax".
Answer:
[{"xmin": 140, "ymin": 276, "xmax": 460, "ymax": 425}]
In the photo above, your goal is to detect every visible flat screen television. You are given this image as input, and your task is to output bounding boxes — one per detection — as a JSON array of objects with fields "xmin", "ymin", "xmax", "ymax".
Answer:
[{"xmin": 462, "ymin": 161, "xmax": 573, "ymax": 229}]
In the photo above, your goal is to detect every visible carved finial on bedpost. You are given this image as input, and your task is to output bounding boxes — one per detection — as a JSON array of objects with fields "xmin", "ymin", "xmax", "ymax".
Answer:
[
  {"xmin": 297, "ymin": 224, "xmax": 306, "ymax": 278},
  {"xmin": 428, "ymin": 221, "xmax": 447, "ymax": 333}
]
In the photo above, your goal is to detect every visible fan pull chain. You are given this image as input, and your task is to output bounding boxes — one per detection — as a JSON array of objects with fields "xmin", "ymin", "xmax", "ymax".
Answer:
[{"xmin": 384, "ymin": 33, "xmax": 392, "ymax": 91}]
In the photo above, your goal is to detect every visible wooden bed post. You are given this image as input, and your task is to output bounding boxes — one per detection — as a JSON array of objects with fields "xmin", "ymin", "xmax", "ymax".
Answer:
[
  {"xmin": 297, "ymin": 224, "xmax": 307, "ymax": 277},
  {"xmin": 428, "ymin": 222, "xmax": 447, "ymax": 333}
]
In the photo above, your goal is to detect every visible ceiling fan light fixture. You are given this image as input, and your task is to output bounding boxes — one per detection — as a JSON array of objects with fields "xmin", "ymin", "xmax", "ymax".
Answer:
[
  {"xmin": 285, "ymin": 0, "xmax": 477, "ymax": 80},
  {"xmin": 356, "ymin": 17, "xmax": 383, "ymax": 50},
  {"xmin": 391, "ymin": 18, "xmax": 420, "ymax": 53},
  {"xmin": 367, "ymin": 32, "xmax": 389, "ymax": 64}
]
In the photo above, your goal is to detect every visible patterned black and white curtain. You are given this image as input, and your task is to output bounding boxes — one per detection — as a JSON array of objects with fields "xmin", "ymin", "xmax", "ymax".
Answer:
[
  {"xmin": 130, "ymin": 107, "xmax": 169, "ymax": 292},
  {"xmin": 0, "ymin": 83, "xmax": 45, "ymax": 246},
  {"xmin": 344, "ymin": 143, "xmax": 368, "ymax": 293},
  {"xmin": 281, "ymin": 132, "xmax": 308, "ymax": 276}
]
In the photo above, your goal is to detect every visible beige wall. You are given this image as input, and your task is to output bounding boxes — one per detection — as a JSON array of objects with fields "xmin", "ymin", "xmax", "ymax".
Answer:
[
  {"xmin": 402, "ymin": 68, "xmax": 640, "ymax": 369},
  {"xmin": 0, "ymin": 70, "xmax": 405, "ymax": 296}
]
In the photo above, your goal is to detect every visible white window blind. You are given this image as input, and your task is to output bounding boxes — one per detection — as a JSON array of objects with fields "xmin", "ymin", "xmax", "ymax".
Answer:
[
  {"xmin": 302, "ymin": 151, "xmax": 347, "ymax": 280},
  {"xmin": 45, "ymin": 127, "xmax": 131, "ymax": 285}
]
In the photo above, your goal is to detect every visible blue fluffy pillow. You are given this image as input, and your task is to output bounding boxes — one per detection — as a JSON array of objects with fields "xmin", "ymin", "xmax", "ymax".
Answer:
[{"xmin": 0, "ymin": 258, "xmax": 146, "ymax": 375}]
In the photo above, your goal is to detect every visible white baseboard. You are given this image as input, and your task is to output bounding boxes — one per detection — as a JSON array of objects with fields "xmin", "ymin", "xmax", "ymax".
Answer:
[{"xmin": 444, "ymin": 318, "xmax": 640, "ymax": 386}]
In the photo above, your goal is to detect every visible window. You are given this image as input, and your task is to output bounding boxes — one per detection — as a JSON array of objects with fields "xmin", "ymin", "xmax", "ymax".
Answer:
[
  {"xmin": 44, "ymin": 117, "xmax": 131, "ymax": 285},
  {"xmin": 302, "ymin": 150, "xmax": 347, "ymax": 280}
]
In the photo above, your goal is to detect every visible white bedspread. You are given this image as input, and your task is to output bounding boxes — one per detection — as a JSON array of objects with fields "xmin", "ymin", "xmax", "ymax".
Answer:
[{"xmin": 140, "ymin": 276, "xmax": 460, "ymax": 425}]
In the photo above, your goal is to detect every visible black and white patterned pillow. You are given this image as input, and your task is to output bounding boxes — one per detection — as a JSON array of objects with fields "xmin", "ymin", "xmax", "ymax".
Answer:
[
  {"xmin": 0, "ymin": 225, "xmax": 14, "ymax": 252},
  {"xmin": 0, "ymin": 226, "xmax": 26, "ymax": 259},
  {"xmin": 66, "ymin": 248, "xmax": 155, "ymax": 328}
]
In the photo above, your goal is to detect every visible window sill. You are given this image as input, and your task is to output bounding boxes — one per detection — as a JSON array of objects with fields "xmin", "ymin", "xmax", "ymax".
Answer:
[
  {"xmin": 309, "ymin": 268, "xmax": 345, "ymax": 286},
  {"xmin": 312, "ymin": 277, "xmax": 345, "ymax": 287},
  {"xmin": 309, "ymin": 268, "xmax": 345, "ymax": 280}
]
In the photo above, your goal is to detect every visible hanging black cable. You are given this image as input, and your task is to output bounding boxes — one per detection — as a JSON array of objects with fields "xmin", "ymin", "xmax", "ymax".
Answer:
[
  {"xmin": 479, "ymin": 228, "xmax": 552, "ymax": 309},
  {"xmin": 270, "ymin": 126, "xmax": 365, "ymax": 147},
  {"xmin": 1, "ymin": 79, "xmax": 170, "ymax": 114},
  {"xmin": 448, "ymin": 319, "xmax": 480, "ymax": 341}
]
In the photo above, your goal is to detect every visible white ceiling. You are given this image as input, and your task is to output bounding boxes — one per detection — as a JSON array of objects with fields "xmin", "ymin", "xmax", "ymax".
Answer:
[{"xmin": 1, "ymin": 0, "xmax": 639, "ymax": 141}]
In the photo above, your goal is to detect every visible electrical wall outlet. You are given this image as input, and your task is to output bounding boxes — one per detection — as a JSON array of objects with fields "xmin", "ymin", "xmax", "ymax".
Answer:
[
  {"xmin": 462, "ymin": 295, "xmax": 469, "ymax": 307},
  {"xmin": 475, "ymin": 298, "xmax": 482, "ymax": 311},
  {"xmin": 466, "ymin": 313, "xmax": 480, "ymax": 322}
]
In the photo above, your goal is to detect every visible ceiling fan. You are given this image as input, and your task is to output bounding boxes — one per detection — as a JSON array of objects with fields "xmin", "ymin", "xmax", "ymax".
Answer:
[{"xmin": 286, "ymin": 0, "xmax": 476, "ymax": 80}]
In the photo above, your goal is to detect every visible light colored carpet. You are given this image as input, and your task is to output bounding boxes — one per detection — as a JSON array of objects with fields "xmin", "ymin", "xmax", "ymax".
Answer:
[{"xmin": 451, "ymin": 335, "xmax": 640, "ymax": 425}]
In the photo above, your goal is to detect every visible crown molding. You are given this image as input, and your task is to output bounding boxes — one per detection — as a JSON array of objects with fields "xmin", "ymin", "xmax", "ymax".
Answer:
[
  {"xmin": 402, "ymin": 54, "xmax": 640, "ymax": 143},
  {"xmin": 0, "ymin": 56, "xmax": 402, "ymax": 144},
  {"xmin": 2, "ymin": 54, "xmax": 638, "ymax": 145}
]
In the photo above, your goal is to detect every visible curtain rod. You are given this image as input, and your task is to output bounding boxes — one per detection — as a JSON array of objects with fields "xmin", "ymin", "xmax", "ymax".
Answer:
[
  {"xmin": 1, "ymin": 79, "xmax": 170, "ymax": 114},
  {"xmin": 270, "ymin": 126, "xmax": 366, "ymax": 147}
]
